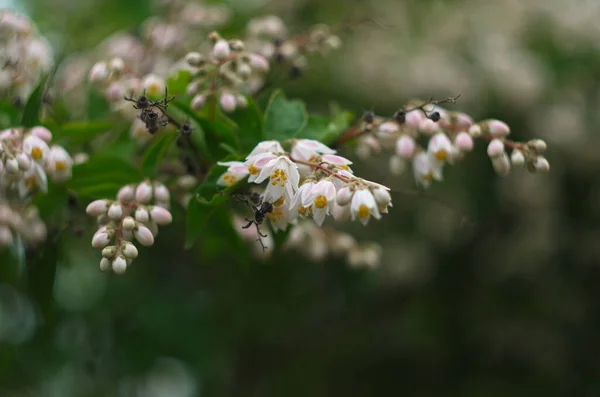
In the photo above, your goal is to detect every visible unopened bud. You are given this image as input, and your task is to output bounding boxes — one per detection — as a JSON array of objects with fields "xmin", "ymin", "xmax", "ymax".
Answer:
[
  {"xmin": 468, "ymin": 124, "xmax": 482, "ymax": 138},
  {"xmin": 16, "ymin": 152, "xmax": 31, "ymax": 171},
  {"xmin": 102, "ymin": 245, "xmax": 117, "ymax": 258},
  {"xmin": 191, "ymin": 94, "xmax": 206, "ymax": 110},
  {"xmin": 112, "ymin": 256, "xmax": 127, "ymax": 274},
  {"xmin": 135, "ymin": 181, "xmax": 153, "ymax": 203},
  {"xmin": 117, "ymin": 184, "xmax": 135, "ymax": 202},
  {"xmin": 135, "ymin": 207, "xmax": 149, "ymax": 223},
  {"xmin": 150, "ymin": 206, "xmax": 172, "ymax": 225},
  {"xmin": 109, "ymin": 57, "xmax": 125, "ymax": 74},
  {"xmin": 212, "ymin": 40, "xmax": 231, "ymax": 61},
  {"xmin": 107, "ymin": 203, "xmax": 123, "ymax": 220},
  {"xmin": 510, "ymin": 150, "xmax": 525, "ymax": 167},
  {"xmin": 153, "ymin": 183, "xmax": 170, "ymax": 202},
  {"xmin": 336, "ymin": 186, "xmax": 353, "ymax": 206},
  {"xmin": 455, "ymin": 132, "xmax": 474, "ymax": 152},
  {"xmin": 533, "ymin": 156, "xmax": 550, "ymax": 173},
  {"xmin": 487, "ymin": 119, "xmax": 511, "ymax": 138},
  {"xmin": 89, "ymin": 62, "xmax": 109, "ymax": 83},
  {"xmin": 134, "ymin": 225, "xmax": 154, "ymax": 246},
  {"xmin": 219, "ymin": 93, "xmax": 236, "ymax": 113},
  {"xmin": 86, "ymin": 199, "xmax": 109, "ymax": 216},
  {"xmin": 185, "ymin": 52, "xmax": 205, "ymax": 67},
  {"xmin": 491, "ymin": 153, "xmax": 511, "ymax": 176},
  {"xmin": 121, "ymin": 242, "xmax": 138, "ymax": 259},
  {"xmin": 530, "ymin": 139, "xmax": 547, "ymax": 154},
  {"xmin": 99, "ymin": 257, "xmax": 111, "ymax": 271},
  {"xmin": 395, "ymin": 135, "xmax": 416, "ymax": 159},
  {"xmin": 122, "ymin": 216, "xmax": 136, "ymax": 231},
  {"xmin": 487, "ymin": 139, "xmax": 505, "ymax": 158}
]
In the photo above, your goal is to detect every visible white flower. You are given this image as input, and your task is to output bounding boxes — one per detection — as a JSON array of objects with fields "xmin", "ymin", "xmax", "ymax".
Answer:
[
  {"xmin": 254, "ymin": 156, "xmax": 300, "ymax": 201},
  {"xmin": 217, "ymin": 161, "xmax": 249, "ymax": 187},
  {"xmin": 289, "ymin": 180, "xmax": 316, "ymax": 220},
  {"xmin": 247, "ymin": 140, "xmax": 285, "ymax": 158},
  {"xmin": 22, "ymin": 134, "xmax": 50, "ymax": 163},
  {"xmin": 321, "ymin": 154, "xmax": 353, "ymax": 169},
  {"xmin": 267, "ymin": 196, "xmax": 292, "ymax": 232},
  {"xmin": 141, "ymin": 74, "xmax": 166, "ymax": 97},
  {"xmin": 291, "ymin": 139, "xmax": 336, "ymax": 161},
  {"xmin": 18, "ymin": 162, "xmax": 47, "ymax": 198},
  {"xmin": 396, "ymin": 135, "xmax": 416, "ymax": 159},
  {"xmin": 50, "ymin": 145, "xmax": 73, "ymax": 182},
  {"xmin": 427, "ymin": 133, "xmax": 453, "ymax": 162},
  {"xmin": 244, "ymin": 152, "xmax": 277, "ymax": 183},
  {"xmin": 305, "ymin": 179, "xmax": 336, "ymax": 226},
  {"xmin": 350, "ymin": 189, "xmax": 381, "ymax": 225},
  {"xmin": 412, "ymin": 152, "xmax": 437, "ymax": 188}
]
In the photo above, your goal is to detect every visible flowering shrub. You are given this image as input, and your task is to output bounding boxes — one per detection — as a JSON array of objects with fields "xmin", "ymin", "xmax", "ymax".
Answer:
[{"xmin": 0, "ymin": 8, "xmax": 551, "ymax": 276}]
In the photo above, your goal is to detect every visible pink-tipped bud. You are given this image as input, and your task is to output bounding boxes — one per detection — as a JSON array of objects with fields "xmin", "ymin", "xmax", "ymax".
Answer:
[
  {"xmin": 86, "ymin": 199, "xmax": 109, "ymax": 216},
  {"xmin": 336, "ymin": 186, "xmax": 353, "ymax": 206},
  {"xmin": 89, "ymin": 62, "xmax": 109, "ymax": 83},
  {"xmin": 455, "ymin": 132, "xmax": 474, "ymax": 152},
  {"xmin": 487, "ymin": 120, "xmax": 510, "ymax": 138},
  {"xmin": 5, "ymin": 157, "xmax": 18, "ymax": 173},
  {"xmin": 419, "ymin": 119, "xmax": 440, "ymax": 134},
  {"xmin": 487, "ymin": 139, "xmax": 504, "ymax": 158},
  {"xmin": 248, "ymin": 54, "xmax": 270, "ymax": 72},
  {"xmin": 491, "ymin": 153, "xmax": 511, "ymax": 176},
  {"xmin": 112, "ymin": 256, "xmax": 127, "ymax": 274},
  {"xmin": 117, "ymin": 184, "xmax": 135, "ymax": 202},
  {"xmin": 212, "ymin": 40, "xmax": 231, "ymax": 61},
  {"xmin": 122, "ymin": 243, "xmax": 138, "ymax": 259},
  {"xmin": 135, "ymin": 182, "xmax": 153, "ymax": 203},
  {"xmin": 122, "ymin": 216, "xmax": 136, "ymax": 231},
  {"xmin": 99, "ymin": 257, "xmax": 111, "ymax": 271},
  {"xmin": 16, "ymin": 152, "xmax": 31, "ymax": 171},
  {"xmin": 191, "ymin": 94, "xmax": 206, "ymax": 110},
  {"xmin": 395, "ymin": 135, "xmax": 416, "ymax": 159},
  {"xmin": 107, "ymin": 203, "xmax": 123, "ymax": 220},
  {"xmin": 30, "ymin": 126, "xmax": 52, "ymax": 143},
  {"xmin": 219, "ymin": 93, "xmax": 236, "ymax": 113},
  {"xmin": 135, "ymin": 207, "xmax": 149, "ymax": 223},
  {"xmin": 153, "ymin": 183, "xmax": 170, "ymax": 202},
  {"xmin": 134, "ymin": 225, "xmax": 154, "ymax": 246},
  {"xmin": 150, "ymin": 206, "xmax": 172, "ymax": 225},
  {"xmin": 92, "ymin": 232, "xmax": 111, "ymax": 248},
  {"xmin": 105, "ymin": 81, "xmax": 125, "ymax": 102}
]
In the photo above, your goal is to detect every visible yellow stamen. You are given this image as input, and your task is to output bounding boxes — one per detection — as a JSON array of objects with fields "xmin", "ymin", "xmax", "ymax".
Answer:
[
  {"xmin": 270, "ymin": 169, "xmax": 288, "ymax": 187},
  {"xmin": 25, "ymin": 176, "xmax": 37, "ymax": 189},
  {"xmin": 357, "ymin": 204, "xmax": 370, "ymax": 220},
  {"xmin": 298, "ymin": 206, "xmax": 313, "ymax": 217},
  {"xmin": 248, "ymin": 164, "xmax": 259, "ymax": 175},
  {"xmin": 223, "ymin": 174, "xmax": 237, "ymax": 186},
  {"xmin": 31, "ymin": 147, "xmax": 43, "ymax": 160},
  {"xmin": 55, "ymin": 161, "xmax": 67, "ymax": 171},
  {"xmin": 314, "ymin": 195, "xmax": 327, "ymax": 209},
  {"xmin": 267, "ymin": 207, "xmax": 283, "ymax": 222},
  {"xmin": 273, "ymin": 196, "xmax": 285, "ymax": 207},
  {"xmin": 435, "ymin": 150, "xmax": 448, "ymax": 161}
]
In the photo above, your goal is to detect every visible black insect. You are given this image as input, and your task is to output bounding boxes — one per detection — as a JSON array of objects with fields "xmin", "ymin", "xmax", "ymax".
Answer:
[
  {"xmin": 362, "ymin": 110, "xmax": 375, "ymax": 124},
  {"xmin": 124, "ymin": 88, "xmax": 175, "ymax": 134},
  {"xmin": 233, "ymin": 192, "xmax": 274, "ymax": 251},
  {"xmin": 393, "ymin": 109, "xmax": 406, "ymax": 123}
]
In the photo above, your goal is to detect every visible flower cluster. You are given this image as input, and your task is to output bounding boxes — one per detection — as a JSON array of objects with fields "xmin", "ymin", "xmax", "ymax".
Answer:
[
  {"xmin": 284, "ymin": 220, "xmax": 382, "ymax": 269},
  {"xmin": 246, "ymin": 16, "xmax": 341, "ymax": 75},
  {"xmin": 85, "ymin": 181, "xmax": 173, "ymax": 274},
  {"xmin": 218, "ymin": 139, "xmax": 393, "ymax": 235},
  {"xmin": 0, "ymin": 126, "xmax": 72, "ymax": 247},
  {"xmin": 354, "ymin": 101, "xmax": 550, "ymax": 188},
  {"xmin": 183, "ymin": 31, "xmax": 270, "ymax": 113},
  {"xmin": 0, "ymin": 10, "xmax": 53, "ymax": 101}
]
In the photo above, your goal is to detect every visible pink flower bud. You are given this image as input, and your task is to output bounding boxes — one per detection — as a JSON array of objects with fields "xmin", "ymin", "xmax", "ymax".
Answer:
[
  {"xmin": 107, "ymin": 203, "xmax": 123, "ymax": 220},
  {"xmin": 153, "ymin": 183, "xmax": 170, "ymax": 202},
  {"xmin": 455, "ymin": 132, "xmax": 474, "ymax": 152},
  {"xmin": 117, "ymin": 185, "xmax": 135, "ymax": 202},
  {"xmin": 105, "ymin": 81, "xmax": 125, "ymax": 102},
  {"xmin": 378, "ymin": 121, "xmax": 400, "ymax": 135},
  {"xmin": 419, "ymin": 119, "xmax": 440, "ymax": 134},
  {"xmin": 336, "ymin": 186, "xmax": 353, "ymax": 206},
  {"xmin": 86, "ymin": 199, "xmax": 109, "ymax": 216},
  {"xmin": 30, "ymin": 126, "xmax": 52, "ymax": 143},
  {"xmin": 112, "ymin": 256, "xmax": 127, "ymax": 274},
  {"xmin": 99, "ymin": 257, "xmax": 111, "ymax": 271},
  {"xmin": 395, "ymin": 135, "xmax": 416, "ymax": 159},
  {"xmin": 92, "ymin": 232, "xmax": 111, "ymax": 248},
  {"xmin": 122, "ymin": 216, "xmax": 136, "ymax": 231},
  {"xmin": 249, "ymin": 54, "xmax": 270, "ymax": 72},
  {"xmin": 533, "ymin": 156, "xmax": 550, "ymax": 173},
  {"xmin": 89, "ymin": 62, "xmax": 109, "ymax": 83},
  {"xmin": 150, "ymin": 206, "xmax": 172, "ymax": 225},
  {"xmin": 212, "ymin": 40, "xmax": 231, "ymax": 61},
  {"xmin": 372, "ymin": 187, "xmax": 391, "ymax": 207},
  {"xmin": 16, "ymin": 152, "xmax": 31, "ymax": 171},
  {"xmin": 487, "ymin": 139, "xmax": 505, "ymax": 158},
  {"xmin": 135, "ymin": 207, "xmax": 149, "ymax": 223},
  {"xmin": 487, "ymin": 120, "xmax": 510, "ymax": 138},
  {"xmin": 135, "ymin": 182, "xmax": 153, "ymax": 203},
  {"xmin": 185, "ymin": 52, "xmax": 204, "ymax": 67},
  {"xmin": 191, "ymin": 94, "xmax": 206, "ymax": 110},
  {"xmin": 491, "ymin": 153, "xmax": 511, "ymax": 176},
  {"xmin": 122, "ymin": 243, "xmax": 138, "ymax": 259},
  {"xmin": 219, "ymin": 93, "xmax": 236, "ymax": 113},
  {"xmin": 134, "ymin": 225, "xmax": 154, "ymax": 246}
]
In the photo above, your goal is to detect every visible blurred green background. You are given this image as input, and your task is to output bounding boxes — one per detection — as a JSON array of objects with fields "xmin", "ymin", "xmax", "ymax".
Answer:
[{"xmin": 3, "ymin": 0, "xmax": 600, "ymax": 396}]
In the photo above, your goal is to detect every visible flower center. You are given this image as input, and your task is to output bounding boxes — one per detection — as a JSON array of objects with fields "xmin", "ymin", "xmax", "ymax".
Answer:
[
  {"xmin": 248, "ymin": 164, "xmax": 259, "ymax": 175},
  {"xmin": 358, "ymin": 204, "xmax": 370, "ymax": 220},
  {"xmin": 314, "ymin": 195, "xmax": 327, "ymax": 209},
  {"xmin": 55, "ymin": 160, "xmax": 67, "ymax": 171},
  {"xmin": 434, "ymin": 150, "xmax": 448, "ymax": 161},
  {"xmin": 267, "ymin": 207, "xmax": 283, "ymax": 222},
  {"xmin": 31, "ymin": 147, "xmax": 43, "ymax": 160},
  {"xmin": 273, "ymin": 196, "xmax": 285, "ymax": 207},
  {"xmin": 25, "ymin": 176, "xmax": 37, "ymax": 189},
  {"xmin": 270, "ymin": 169, "xmax": 288, "ymax": 186},
  {"xmin": 298, "ymin": 206, "xmax": 312, "ymax": 217},
  {"xmin": 223, "ymin": 173, "xmax": 237, "ymax": 186}
]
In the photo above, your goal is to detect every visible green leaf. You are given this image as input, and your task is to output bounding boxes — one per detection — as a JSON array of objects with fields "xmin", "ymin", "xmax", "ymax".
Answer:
[
  {"xmin": 21, "ymin": 75, "xmax": 49, "ymax": 127},
  {"xmin": 227, "ymin": 98, "xmax": 264, "ymax": 152},
  {"xmin": 0, "ymin": 100, "xmax": 22, "ymax": 128},
  {"xmin": 141, "ymin": 132, "xmax": 178, "ymax": 178},
  {"xmin": 296, "ymin": 102, "xmax": 354, "ymax": 145},
  {"xmin": 67, "ymin": 155, "xmax": 141, "ymax": 199},
  {"xmin": 166, "ymin": 69, "xmax": 192, "ymax": 96},
  {"xmin": 263, "ymin": 89, "xmax": 307, "ymax": 141},
  {"xmin": 87, "ymin": 86, "xmax": 111, "ymax": 121},
  {"xmin": 26, "ymin": 239, "xmax": 59, "ymax": 318},
  {"xmin": 50, "ymin": 120, "xmax": 113, "ymax": 144}
]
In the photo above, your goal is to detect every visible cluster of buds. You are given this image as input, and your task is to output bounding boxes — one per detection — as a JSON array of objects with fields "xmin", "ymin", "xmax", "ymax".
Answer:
[
  {"xmin": 245, "ymin": 16, "xmax": 341, "ymax": 76},
  {"xmin": 354, "ymin": 99, "xmax": 550, "ymax": 188},
  {"xmin": 1, "ymin": 126, "xmax": 73, "ymax": 198},
  {"xmin": 0, "ymin": 200, "xmax": 46, "ymax": 248},
  {"xmin": 85, "ymin": 180, "xmax": 173, "ymax": 274},
  {"xmin": 217, "ymin": 138, "xmax": 393, "ymax": 236},
  {"xmin": 184, "ymin": 31, "xmax": 270, "ymax": 113},
  {"xmin": 0, "ymin": 10, "xmax": 53, "ymax": 101},
  {"xmin": 284, "ymin": 220, "xmax": 382, "ymax": 269}
]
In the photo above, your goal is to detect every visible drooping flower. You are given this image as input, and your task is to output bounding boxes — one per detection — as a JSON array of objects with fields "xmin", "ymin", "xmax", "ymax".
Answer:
[
  {"xmin": 254, "ymin": 156, "xmax": 300, "ymax": 201},
  {"xmin": 217, "ymin": 161, "xmax": 249, "ymax": 187},
  {"xmin": 350, "ymin": 189, "xmax": 380, "ymax": 226}
]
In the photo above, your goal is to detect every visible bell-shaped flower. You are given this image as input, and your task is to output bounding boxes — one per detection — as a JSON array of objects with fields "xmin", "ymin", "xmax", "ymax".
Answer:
[
  {"xmin": 22, "ymin": 134, "xmax": 50, "ymax": 164},
  {"xmin": 18, "ymin": 162, "xmax": 47, "ymax": 198},
  {"xmin": 267, "ymin": 196, "xmax": 292, "ymax": 232},
  {"xmin": 289, "ymin": 180, "xmax": 316, "ymax": 221},
  {"xmin": 291, "ymin": 139, "xmax": 336, "ymax": 161},
  {"xmin": 254, "ymin": 156, "xmax": 300, "ymax": 201},
  {"xmin": 350, "ymin": 189, "xmax": 381, "ymax": 226},
  {"xmin": 427, "ymin": 133, "xmax": 453, "ymax": 162},
  {"xmin": 305, "ymin": 179, "xmax": 336, "ymax": 226},
  {"xmin": 247, "ymin": 140, "xmax": 284, "ymax": 158},
  {"xmin": 217, "ymin": 160, "xmax": 249, "ymax": 187},
  {"xmin": 50, "ymin": 145, "xmax": 73, "ymax": 182},
  {"xmin": 244, "ymin": 152, "xmax": 277, "ymax": 183}
]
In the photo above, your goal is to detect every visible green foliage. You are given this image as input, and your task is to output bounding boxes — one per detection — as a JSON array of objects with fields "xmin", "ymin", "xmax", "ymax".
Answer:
[
  {"xmin": 263, "ymin": 89, "xmax": 307, "ymax": 141},
  {"xmin": 227, "ymin": 98, "xmax": 264, "ymax": 153},
  {"xmin": 298, "ymin": 103, "xmax": 354, "ymax": 145},
  {"xmin": 0, "ymin": 101, "xmax": 21, "ymax": 128},
  {"xmin": 21, "ymin": 75, "xmax": 49, "ymax": 128},
  {"xmin": 67, "ymin": 154, "xmax": 141, "ymax": 199},
  {"xmin": 141, "ymin": 131, "xmax": 178, "ymax": 178},
  {"xmin": 166, "ymin": 69, "xmax": 193, "ymax": 96},
  {"xmin": 86, "ymin": 85, "xmax": 111, "ymax": 121},
  {"xmin": 47, "ymin": 120, "xmax": 113, "ymax": 145}
]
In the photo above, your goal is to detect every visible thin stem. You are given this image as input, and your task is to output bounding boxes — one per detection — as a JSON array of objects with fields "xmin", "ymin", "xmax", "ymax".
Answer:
[{"xmin": 289, "ymin": 156, "xmax": 351, "ymax": 184}]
